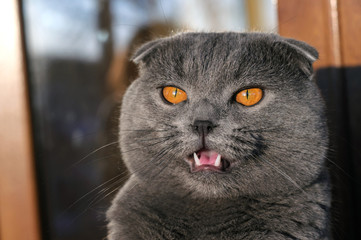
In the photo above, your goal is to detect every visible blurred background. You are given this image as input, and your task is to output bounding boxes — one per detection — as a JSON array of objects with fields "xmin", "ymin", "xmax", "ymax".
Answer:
[{"xmin": 1, "ymin": 0, "xmax": 360, "ymax": 239}]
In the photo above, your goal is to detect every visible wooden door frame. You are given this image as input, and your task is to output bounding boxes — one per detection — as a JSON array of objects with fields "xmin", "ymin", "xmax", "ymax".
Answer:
[
  {"xmin": 0, "ymin": 0, "xmax": 40, "ymax": 239},
  {"xmin": 278, "ymin": 0, "xmax": 361, "ymax": 69}
]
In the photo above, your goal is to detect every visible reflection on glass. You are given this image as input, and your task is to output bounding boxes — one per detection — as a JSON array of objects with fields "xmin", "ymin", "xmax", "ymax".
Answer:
[{"xmin": 22, "ymin": 0, "xmax": 277, "ymax": 239}]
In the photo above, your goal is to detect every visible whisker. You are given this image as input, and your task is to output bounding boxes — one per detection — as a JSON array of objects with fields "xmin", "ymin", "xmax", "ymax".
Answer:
[
  {"xmin": 135, "ymin": 143, "xmax": 177, "ymax": 176},
  {"xmin": 121, "ymin": 137, "xmax": 175, "ymax": 154},
  {"xmin": 62, "ymin": 174, "xmax": 124, "ymax": 215},
  {"xmin": 230, "ymin": 135, "xmax": 255, "ymax": 145},
  {"xmin": 136, "ymin": 134, "xmax": 177, "ymax": 143},
  {"xmin": 233, "ymin": 135, "xmax": 340, "ymax": 172},
  {"xmin": 127, "ymin": 140, "xmax": 179, "ymax": 180},
  {"xmin": 259, "ymin": 155, "xmax": 309, "ymax": 197},
  {"xmin": 257, "ymin": 141, "xmax": 352, "ymax": 181},
  {"xmin": 68, "ymin": 132, "xmax": 179, "ymax": 222},
  {"xmin": 69, "ymin": 144, "xmax": 178, "ymax": 226},
  {"xmin": 69, "ymin": 181, "xmax": 123, "ymax": 225},
  {"xmin": 121, "ymin": 112, "xmax": 176, "ymax": 128},
  {"xmin": 151, "ymin": 141, "xmax": 179, "ymax": 166},
  {"xmin": 234, "ymin": 125, "xmax": 282, "ymax": 133},
  {"xmin": 227, "ymin": 134, "xmax": 332, "ymax": 199},
  {"xmin": 85, "ymin": 178, "xmax": 125, "ymax": 208},
  {"xmin": 324, "ymin": 156, "xmax": 353, "ymax": 179},
  {"xmin": 119, "ymin": 129, "xmax": 172, "ymax": 132},
  {"xmin": 76, "ymin": 154, "xmax": 121, "ymax": 168},
  {"xmin": 94, "ymin": 184, "xmax": 124, "ymax": 205},
  {"xmin": 150, "ymin": 143, "xmax": 180, "ymax": 180},
  {"xmin": 122, "ymin": 135, "xmax": 178, "ymax": 155},
  {"xmin": 70, "ymin": 141, "xmax": 119, "ymax": 168}
]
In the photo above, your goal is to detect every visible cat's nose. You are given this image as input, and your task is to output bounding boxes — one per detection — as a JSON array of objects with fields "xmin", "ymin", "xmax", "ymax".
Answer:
[{"xmin": 192, "ymin": 120, "xmax": 216, "ymax": 136}]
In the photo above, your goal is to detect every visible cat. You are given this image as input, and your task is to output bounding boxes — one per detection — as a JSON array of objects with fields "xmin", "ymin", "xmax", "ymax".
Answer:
[{"xmin": 106, "ymin": 32, "xmax": 331, "ymax": 239}]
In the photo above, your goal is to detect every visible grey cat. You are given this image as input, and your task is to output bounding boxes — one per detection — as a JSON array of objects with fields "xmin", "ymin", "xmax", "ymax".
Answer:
[{"xmin": 107, "ymin": 32, "xmax": 331, "ymax": 239}]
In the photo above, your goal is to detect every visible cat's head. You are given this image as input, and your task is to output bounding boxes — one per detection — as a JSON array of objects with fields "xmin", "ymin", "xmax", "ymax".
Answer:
[{"xmin": 119, "ymin": 32, "xmax": 327, "ymax": 198}]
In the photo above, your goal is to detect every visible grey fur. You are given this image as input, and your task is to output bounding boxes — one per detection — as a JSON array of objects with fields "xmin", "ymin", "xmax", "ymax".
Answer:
[{"xmin": 107, "ymin": 32, "xmax": 331, "ymax": 239}]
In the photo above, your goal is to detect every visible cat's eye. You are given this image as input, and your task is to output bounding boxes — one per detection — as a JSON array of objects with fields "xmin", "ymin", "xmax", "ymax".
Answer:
[
  {"xmin": 162, "ymin": 86, "xmax": 187, "ymax": 104},
  {"xmin": 236, "ymin": 88, "xmax": 263, "ymax": 106}
]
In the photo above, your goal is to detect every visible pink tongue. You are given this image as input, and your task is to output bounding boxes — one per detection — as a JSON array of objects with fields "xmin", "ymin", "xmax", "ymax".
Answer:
[{"xmin": 198, "ymin": 150, "xmax": 219, "ymax": 165}]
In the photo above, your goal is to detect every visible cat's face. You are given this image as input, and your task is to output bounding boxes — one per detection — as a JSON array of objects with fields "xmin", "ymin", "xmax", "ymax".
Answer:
[{"xmin": 119, "ymin": 32, "xmax": 327, "ymax": 198}]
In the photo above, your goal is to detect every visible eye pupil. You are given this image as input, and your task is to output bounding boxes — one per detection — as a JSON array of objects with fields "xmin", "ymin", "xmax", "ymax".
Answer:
[
  {"xmin": 235, "ymin": 88, "xmax": 263, "ymax": 106},
  {"xmin": 162, "ymin": 86, "xmax": 187, "ymax": 104}
]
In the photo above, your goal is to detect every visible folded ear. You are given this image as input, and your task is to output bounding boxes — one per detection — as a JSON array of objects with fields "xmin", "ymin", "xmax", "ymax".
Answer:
[
  {"xmin": 131, "ymin": 38, "xmax": 164, "ymax": 65},
  {"xmin": 281, "ymin": 38, "xmax": 319, "ymax": 77},
  {"xmin": 283, "ymin": 38, "xmax": 319, "ymax": 62}
]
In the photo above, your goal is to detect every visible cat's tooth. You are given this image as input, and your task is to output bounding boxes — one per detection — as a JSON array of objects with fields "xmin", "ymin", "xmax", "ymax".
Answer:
[
  {"xmin": 194, "ymin": 153, "xmax": 201, "ymax": 166},
  {"xmin": 214, "ymin": 154, "xmax": 221, "ymax": 167}
]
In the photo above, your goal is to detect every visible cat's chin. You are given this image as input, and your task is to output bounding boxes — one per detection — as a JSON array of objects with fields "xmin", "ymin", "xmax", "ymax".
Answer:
[
  {"xmin": 182, "ymin": 177, "xmax": 238, "ymax": 199},
  {"xmin": 186, "ymin": 149, "xmax": 232, "ymax": 173}
]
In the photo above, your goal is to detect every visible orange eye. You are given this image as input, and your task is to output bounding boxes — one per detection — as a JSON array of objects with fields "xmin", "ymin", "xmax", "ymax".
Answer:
[
  {"xmin": 236, "ymin": 88, "xmax": 263, "ymax": 106},
  {"xmin": 162, "ymin": 86, "xmax": 187, "ymax": 104}
]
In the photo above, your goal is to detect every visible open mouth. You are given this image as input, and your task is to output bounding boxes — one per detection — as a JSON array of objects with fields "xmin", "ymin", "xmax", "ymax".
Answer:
[{"xmin": 188, "ymin": 149, "xmax": 231, "ymax": 173}]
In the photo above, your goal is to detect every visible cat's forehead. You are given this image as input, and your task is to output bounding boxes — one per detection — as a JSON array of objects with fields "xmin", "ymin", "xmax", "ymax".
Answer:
[
  {"xmin": 135, "ymin": 32, "xmax": 317, "ymax": 89},
  {"xmin": 159, "ymin": 32, "xmax": 278, "ymax": 68}
]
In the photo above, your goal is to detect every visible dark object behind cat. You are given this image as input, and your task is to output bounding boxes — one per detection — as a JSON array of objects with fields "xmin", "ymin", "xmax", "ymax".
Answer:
[{"xmin": 107, "ymin": 32, "xmax": 331, "ymax": 239}]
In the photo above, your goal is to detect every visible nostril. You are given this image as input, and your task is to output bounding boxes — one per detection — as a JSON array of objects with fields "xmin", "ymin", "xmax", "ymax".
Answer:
[{"xmin": 192, "ymin": 120, "xmax": 216, "ymax": 136}]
